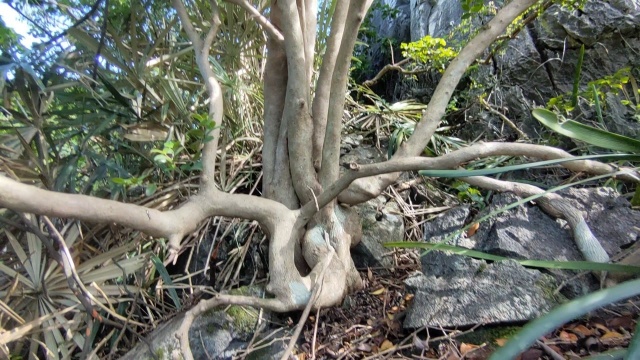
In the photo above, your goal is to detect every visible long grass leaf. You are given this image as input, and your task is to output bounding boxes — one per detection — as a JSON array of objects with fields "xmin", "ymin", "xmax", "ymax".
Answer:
[
  {"xmin": 489, "ymin": 279, "xmax": 640, "ymax": 359},
  {"xmin": 627, "ymin": 319, "xmax": 640, "ymax": 359},
  {"xmin": 571, "ymin": 44, "xmax": 585, "ymax": 107},
  {"xmin": 419, "ymin": 153, "xmax": 640, "ymax": 177},
  {"xmin": 532, "ymin": 108, "xmax": 640, "ymax": 153},
  {"xmin": 383, "ymin": 242, "xmax": 640, "ymax": 274},
  {"xmin": 4, "ymin": 230, "xmax": 28, "ymax": 269},
  {"xmin": 0, "ymin": 260, "xmax": 34, "ymax": 289},
  {"xmin": 151, "ymin": 254, "xmax": 182, "ymax": 310},
  {"xmin": 80, "ymin": 256, "xmax": 146, "ymax": 284}
]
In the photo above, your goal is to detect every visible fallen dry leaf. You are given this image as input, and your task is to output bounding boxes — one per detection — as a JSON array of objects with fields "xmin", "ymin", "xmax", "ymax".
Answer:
[
  {"xmin": 494, "ymin": 338, "xmax": 509, "ymax": 346},
  {"xmin": 607, "ymin": 316, "xmax": 635, "ymax": 330},
  {"xmin": 370, "ymin": 287, "xmax": 386, "ymax": 295},
  {"xmin": 467, "ymin": 222, "xmax": 480, "ymax": 236},
  {"xmin": 460, "ymin": 342, "xmax": 480, "ymax": 355},
  {"xmin": 600, "ymin": 331, "xmax": 624, "ymax": 340},
  {"xmin": 559, "ymin": 330, "xmax": 578, "ymax": 343},
  {"xmin": 600, "ymin": 331, "xmax": 627, "ymax": 346},
  {"xmin": 379, "ymin": 339, "xmax": 394, "ymax": 352},
  {"xmin": 570, "ymin": 324, "xmax": 592, "ymax": 337}
]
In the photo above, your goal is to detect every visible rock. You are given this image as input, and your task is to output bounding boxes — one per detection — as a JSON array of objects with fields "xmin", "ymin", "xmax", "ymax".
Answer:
[
  {"xmin": 340, "ymin": 145, "xmax": 386, "ymax": 169},
  {"xmin": 409, "ymin": 0, "xmax": 463, "ymax": 40},
  {"xmin": 351, "ymin": 195, "xmax": 405, "ymax": 268},
  {"xmin": 410, "ymin": 0, "xmax": 433, "ymax": 41},
  {"xmin": 394, "ymin": 0, "xmax": 640, "ymax": 139},
  {"xmin": 475, "ymin": 189, "xmax": 638, "ymax": 262},
  {"xmin": 422, "ymin": 205, "xmax": 472, "ymax": 246},
  {"xmin": 558, "ymin": 187, "xmax": 640, "ymax": 253},
  {"xmin": 418, "ymin": 188, "xmax": 639, "ymax": 303},
  {"xmin": 119, "ymin": 312, "xmax": 188, "ymax": 360},
  {"xmin": 473, "ymin": 193, "xmax": 581, "ymax": 262},
  {"xmin": 403, "ymin": 251, "xmax": 559, "ymax": 328},
  {"xmin": 120, "ymin": 286, "xmax": 272, "ymax": 360}
]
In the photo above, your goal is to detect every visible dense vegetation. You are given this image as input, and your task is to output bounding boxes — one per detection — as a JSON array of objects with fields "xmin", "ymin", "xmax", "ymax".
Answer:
[{"xmin": 0, "ymin": 0, "xmax": 638, "ymax": 358}]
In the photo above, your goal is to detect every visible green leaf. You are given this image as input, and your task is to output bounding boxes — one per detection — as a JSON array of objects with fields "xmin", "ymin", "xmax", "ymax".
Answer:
[
  {"xmin": 571, "ymin": 45, "xmax": 585, "ymax": 107},
  {"xmin": 383, "ymin": 242, "xmax": 640, "ymax": 274},
  {"xmin": 145, "ymin": 183, "xmax": 157, "ymax": 197},
  {"xmin": 419, "ymin": 153, "xmax": 640, "ymax": 178},
  {"xmin": 532, "ymin": 108, "xmax": 640, "ymax": 153},
  {"xmin": 150, "ymin": 255, "xmax": 182, "ymax": 310},
  {"xmin": 110, "ymin": 177, "xmax": 127, "ymax": 185},
  {"xmin": 631, "ymin": 186, "xmax": 640, "ymax": 207},
  {"xmin": 489, "ymin": 279, "xmax": 640, "ymax": 359}
]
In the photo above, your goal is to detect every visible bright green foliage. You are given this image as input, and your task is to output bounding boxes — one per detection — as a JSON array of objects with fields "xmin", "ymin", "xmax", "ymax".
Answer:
[
  {"xmin": 0, "ymin": 18, "xmax": 18, "ymax": 47},
  {"xmin": 556, "ymin": 0, "xmax": 589, "ymax": 11},
  {"xmin": 548, "ymin": 67, "xmax": 639, "ymax": 116},
  {"xmin": 532, "ymin": 108, "xmax": 640, "ymax": 152},
  {"xmin": 400, "ymin": 36, "xmax": 458, "ymax": 72},
  {"xmin": 461, "ymin": 0, "xmax": 486, "ymax": 19},
  {"xmin": 452, "ymin": 180, "xmax": 486, "ymax": 209}
]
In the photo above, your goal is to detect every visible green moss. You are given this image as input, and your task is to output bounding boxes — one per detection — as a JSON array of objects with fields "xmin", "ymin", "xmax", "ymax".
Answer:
[
  {"xmin": 457, "ymin": 325, "xmax": 523, "ymax": 346},
  {"xmin": 226, "ymin": 304, "xmax": 259, "ymax": 335},
  {"xmin": 155, "ymin": 348, "xmax": 165, "ymax": 359},
  {"xmin": 361, "ymin": 218, "xmax": 376, "ymax": 232},
  {"xmin": 535, "ymin": 275, "xmax": 567, "ymax": 305}
]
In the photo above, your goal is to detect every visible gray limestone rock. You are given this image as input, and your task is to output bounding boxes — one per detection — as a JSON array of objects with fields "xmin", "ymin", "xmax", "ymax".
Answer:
[
  {"xmin": 404, "ymin": 251, "xmax": 559, "ymax": 328},
  {"xmin": 398, "ymin": 0, "xmax": 640, "ymax": 139},
  {"xmin": 422, "ymin": 205, "xmax": 471, "ymax": 246},
  {"xmin": 120, "ymin": 286, "xmax": 271, "ymax": 360},
  {"xmin": 409, "ymin": 187, "xmax": 640, "ymax": 328},
  {"xmin": 410, "ymin": 0, "xmax": 433, "ymax": 41},
  {"xmin": 351, "ymin": 195, "xmax": 405, "ymax": 268}
]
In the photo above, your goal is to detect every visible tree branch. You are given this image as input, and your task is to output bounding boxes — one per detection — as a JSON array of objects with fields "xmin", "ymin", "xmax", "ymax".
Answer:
[
  {"xmin": 301, "ymin": 142, "xmax": 640, "ymax": 218},
  {"xmin": 340, "ymin": 0, "xmax": 540, "ymax": 204},
  {"xmin": 0, "ymin": 176, "xmax": 294, "ymax": 260},
  {"xmin": 278, "ymin": 0, "xmax": 319, "ymax": 204},
  {"xmin": 172, "ymin": 0, "xmax": 223, "ymax": 194},
  {"xmin": 318, "ymin": 0, "xmax": 373, "ymax": 189},
  {"xmin": 311, "ymin": 0, "xmax": 350, "ymax": 169},
  {"xmin": 261, "ymin": 4, "xmax": 299, "ymax": 208},
  {"xmin": 225, "ymin": 0, "xmax": 284, "ymax": 44},
  {"xmin": 303, "ymin": 0, "xmax": 318, "ymax": 92}
]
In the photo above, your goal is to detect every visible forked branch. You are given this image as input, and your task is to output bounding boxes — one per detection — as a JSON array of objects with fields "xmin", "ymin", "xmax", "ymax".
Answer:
[
  {"xmin": 300, "ymin": 142, "xmax": 640, "ymax": 218},
  {"xmin": 318, "ymin": 0, "xmax": 373, "ymax": 189},
  {"xmin": 172, "ymin": 0, "xmax": 223, "ymax": 194},
  {"xmin": 225, "ymin": 0, "xmax": 284, "ymax": 44}
]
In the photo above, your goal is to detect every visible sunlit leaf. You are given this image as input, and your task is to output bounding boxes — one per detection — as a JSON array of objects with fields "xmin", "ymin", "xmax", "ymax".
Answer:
[{"xmin": 532, "ymin": 108, "xmax": 640, "ymax": 153}]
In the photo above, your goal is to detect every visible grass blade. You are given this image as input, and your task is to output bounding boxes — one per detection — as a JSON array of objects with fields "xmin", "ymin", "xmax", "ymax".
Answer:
[
  {"xmin": 383, "ymin": 242, "xmax": 640, "ymax": 274},
  {"xmin": 489, "ymin": 279, "xmax": 640, "ymax": 359},
  {"xmin": 151, "ymin": 255, "xmax": 182, "ymax": 310},
  {"xmin": 419, "ymin": 153, "xmax": 640, "ymax": 177},
  {"xmin": 571, "ymin": 44, "xmax": 585, "ymax": 108},
  {"xmin": 532, "ymin": 108, "xmax": 640, "ymax": 153}
]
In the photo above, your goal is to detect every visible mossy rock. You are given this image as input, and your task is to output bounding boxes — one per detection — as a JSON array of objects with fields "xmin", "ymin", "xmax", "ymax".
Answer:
[
  {"xmin": 226, "ymin": 285, "xmax": 266, "ymax": 340},
  {"xmin": 457, "ymin": 325, "xmax": 523, "ymax": 348}
]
